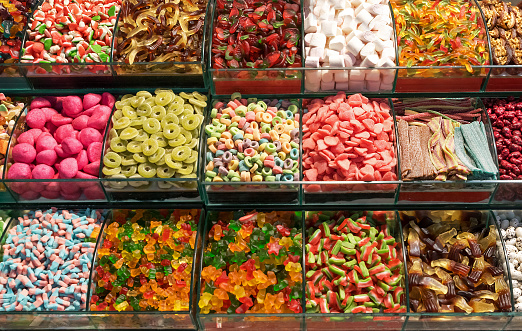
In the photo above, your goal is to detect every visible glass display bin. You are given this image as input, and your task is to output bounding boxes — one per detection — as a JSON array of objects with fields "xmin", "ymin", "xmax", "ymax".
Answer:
[
  {"xmin": 394, "ymin": 98, "xmax": 499, "ymax": 205},
  {"xmin": 0, "ymin": 63, "xmax": 31, "ymax": 90},
  {"xmin": 399, "ymin": 209, "xmax": 514, "ymax": 331}
]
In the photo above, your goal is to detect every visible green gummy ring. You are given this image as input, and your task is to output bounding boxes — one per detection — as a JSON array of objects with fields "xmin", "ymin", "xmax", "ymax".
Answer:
[
  {"xmin": 138, "ymin": 162, "xmax": 157, "ymax": 178},
  {"xmin": 137, "ymin": 103, "xmax": 152, "ymax": 117},
  {"xmin": 182, "ymin": 114, "xmax": 201, "ymax": 131},
  {"xmin": 272, "ymin": 116, "xmax": 283, "ymax": 126},
  {"xmin": 288, "ymin": 104, "xmax": 298, "ymax": 114},
  {"xmin": 211, "ymin": 108, "xmax": 218, "ymax": 118},
  {"xmin": 148, "ymin": 147, "xmax": 166, "ymax": 164},
  {"xmin": 121, "ymin": 165, "xmax": 137, "ymax": 177},
  {"xmin": 161, "ymin": 113, "xmax": 179, "ymax": 128},
  {"xmin": 130, "ymin": 117, "xmax": 144, "ymax": 127},
  {"xmin": 177, "ymin": 163, "xmax": 194, "ymax": 175},
  {"xmin": 155, "ymin": 92, "xmax": 173, "ymax": 107},
  {"xmin": 119, "ymin": 127, "xmax": 139, "ymax": 140},
  {"xmin": 103, "ymin": 166, "xmax": 121, "ymax": 176},
  {"xmin": 165, "ymin": 153, "xmax": 182, "ymax": 169},
  {"xmin": 168, "ymin": 135, "xmax": 186, "ymax": 147},
  {"xmin": 231, "ymin": 92, "xmax": 242, "ymax": 100},
  {"xmin": 113, "ymin": 117, "xmax": 131, "ymax": 130},
  {"xmin": 133, "ymin": 153, "xmax": 147, "ymax": 163},
  {"xmin": 151, "ymin": 105, "xmax": 166, "ymax": 120},
  {"xmin": 121, "ymin": 154, "xmax": 138, "ymax": 166},
  {"xmin": 110, "ymin": 138, "xmax": 127, "ymax": 153},
  {"xmin": 127, "ymin": 140, "xmax": 142, "ymax": 153},
  {"xmin": 171, "ymin": 146, "xmax": 191, "ymax": 162},
  {"xmin": 151, "ymin": 133, "xmax": 167, "ymax": 147},
  {"xmin": 130, "ymin": 96, "xmax": 145, "ymax": 108},
  {"xmin": 163, "ymin": 123, "xmax": 181, "ymax": 140},
  {"xmin": 265, "ymin": 143, "xmax": 277, "ymax": 153},
  {"xmin": 142, "ymin": 138, "xmax": 159, "ymax": 156},
  {"xmin": 157, "ymin": 165, "xmax": 175, "ymax": 178},
  {"xmin": 122, "ymin": 106, "xmax": 138, "ymax": 119},
  {"xmin": 235, "ymin": 106, "xmax": 247, "ymax": 116},
  {"xmin": 184, "ymin": 150, "xmax": 198, "ymax": 164},
  {"xmin": 103, "ymin": 151, "xmax": 122, "ymax": 168},
  {"xmin": 134, "ymin": 129, "xmax": 149, "ymax": 142},
  {"xmin": 143, "ymin": 118, "xmax": 161, "ymax": 134}
]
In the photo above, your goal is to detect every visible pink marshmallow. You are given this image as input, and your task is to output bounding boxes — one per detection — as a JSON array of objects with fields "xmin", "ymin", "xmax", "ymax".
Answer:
[
  {"xmin": 76, "ymin": 150, "xmax": 88, "ymax": 170},
  {"xmin": 61, "ymin": 137, "xmax": 83, "ymax": 155},
  {"xmin": 12, "ymin": 143, "xmax": 36, "ymax": 164},
  {"xmin": 84, "ymin": 186, "xmax": 104, "ymax": 199},
  {"xmin": 54, "ymin": 145, "xmax": 73, "ymax": 159},
  {"xmin": 72, "ymin": 115, "xmax": 89, "ymax": 130},
  {"xmin": 26, "ymin": 109, "xmax": 46, "ymax": 129},
  {"xmin": 30, "ymin": 97, "xmax": 51, "ymax": 110},
  {"xmin": 58, "ymin": 158, "xmax": 78, "ymax": 179},
  {"xmin": 51, "ymin": 114, "xmax": 73, "ymax": 127},
  {"xmin": 40, "ymin": 190, "xmax": 61, "ymax": 199},
  {"xmin": 20, "ymin": 190, "xmax": 40, "ymax": 200},
  {"xmin": 54, "ymin": 124, "xmax": 75, "ymax": 144},
  {"xmin": 75, "ymin": 171, "xmax": 96, "ymax": 179},
  {"xmin": 17, "ymin": 131, "xmax": 36, "ymax": 146},
  {"xmin": 62, "ymin": 96, "xmax": 83, "ymax": 118},
  {"xmin": 7, "ymin": 163, "xmax": 32, "ymax": 179},
  {"xmin": 87, "ymin": 105, "xmax": 111, "ymax": 130},
  {"xmin": 86, "ymin": 142, "xmax": 102, "ymax": 162},
  {"xmin": 78, "ymin": 128, "xmax": 102, "ymax": 148},
  {"xmin": 27, "ymin": 128, "xmax": 43, "ymax": 141},
  {"xmin": 101, "ymin": 92, "xmax": 116, "ymax": 109},
  {"xmin": 32, "ymin": 164, "xmax": 55, "ymax": 179},
  {"xmin": 36, "ymin": 149, "xmax": 57, "ymax": 166},
  {"xmin": 83, "ymin": 93, "xmax": 102, "ymax": 110},
  {"xmin": 35, "ymin": 133, "xmax": 57, "ymax": 153},
  {"xmin": 83, "ymin": 161, "xmax": 100, "ymax": 176},
  {"xmin": 40, "ymin": 108, "xmax": 58, "ymax": 122},
  {"xmin": 44, "ymin": 121, "xmax": 58, "ymax": 135}
]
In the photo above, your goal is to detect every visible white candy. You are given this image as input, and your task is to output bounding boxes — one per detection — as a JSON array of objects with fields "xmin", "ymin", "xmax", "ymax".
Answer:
[
  {"xmin": 357, "ymin": 22, "xmax": 371, "ymax": 32},
  {"xmin": 305, "ymin": 79, "xmax": 321, "ymax": 92},
  {"xmin": 345, "ymin": 36, "xmax": 365, "ymax": 56},
  {"xmin": 369, "ymin": 4, "xmax": 388, "ymax": 16},
  {"xmin": 304, "ymin": 33, "xmax": 313, "ymax": 46},
  {"xmin": 381, "ymin": 71, "xmax": 395, "ymax": 84},
  {"xmin": 351, "ymin": 0, "xmax": 364, "ymax": 7},
  {"xmin": 365, "ymin": 69, "xmax": 380, "ymax": 81},
  {"xmin": 382, "ymin": 40, "xmax": 395, "ymax": 48},
  {"xmin": 360, "ymin": 31, "xmax": 377, "ymax": 43},
  {"xmin": 344, "ymin": 53, "xmax": 356, "ymax": 67},
  {"xmin": 329, "ymin": 35, "xmax": 346, "ymax": 52},
  {"xmin": 321, "ymin": 70, "xmax": 334, "ymax": 83},
  {"xmin": 305, "ymin": 13, "xmax": 319, "ymax": 33},
  {"xmin": 355, "ymin": 2, "xmax": 371, "ymax": 15},
  {"xmin": 309, "ymin": 33, "xmax": 327, "ymax": 48},
  {"xmin": 380, "ymin": 82, "xmax": 393, "ymax": 90},
  {"xmin": 360, "ymin": 53, "xmax": 379, "ymax": 67},
  {"xmin": 305, "ymin": 56, "xmax": 320, "ymax": 68},
  {"xmin": 309, "ymin": 46, "xmax": 325, "ymax": 60},
  {"xmin": 516, "ymin": 227, "xmax": 522, "ymax": 238},
  {"xmin": 367, "ymin": 80, "xmax": 381, "ymax": 91},
  {"xmin": 338, "ymin": 8, "xmax": 355, "ymax": 19},
  {"xmin": 350, "ymin": 69, "xmax": 366, "ymax": 80},
  {"xmin": 377, "ymin": 57, "xmax": 396, "ymax": 68},
  {"xmin": 381, "ymin": 47, "xmax": 396, "ymax": 61},
  {"xmin": 332, "ymin": 0, "xmax": 346, "ymax": 10},
  {"xmin": 349, "ymin": 80, "xmax": 365, "ymax": 90},
  {"xmin": 375, "ymin": 25, "xmax": 394, "ymax": 41},
  {"xmin": 321, "ymin": 80, "xmax": 336, "ymax": 90},
  {"xmin": 323, "ymin": 49, "xmax": 340, "ymax": 63},
  {"xmin": 341, "ymin": 17, "xmax": 357, "ymax": 34},
  {"xmin": 335, "ymin": 82, "xmax": 349, "ymax": 90},
  {"xmin": 373, "ymin": 38, "xmax": 386, "ymax": 52},
  {"xmin": 321, "ymin": 21, "xmax": 337, "ymax": 37},
  {"xmin": 346, "ymin": 30, "xmax": 365, "ymax": 43},
  {"xmin": 334, "ymin": 70, "xmax": 349, "ymax": 82},
  {"xmin": 360, "ymin": 42, "xmax": 376, "ymax": 59},
  {"xmin": 305, "ymin": 70, "xmax": 322, "ymax": 81},
  {"xmin": 355, "ymin": 9, "xmax": 374, "ymax": 26},
  {"xmin": 329, "ymin": 55, "xmax": 345, "ymax": 67}
]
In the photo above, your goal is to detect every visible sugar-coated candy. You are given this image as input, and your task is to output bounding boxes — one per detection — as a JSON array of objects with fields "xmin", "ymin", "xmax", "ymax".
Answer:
[
  {"xmin": 0, "ymin": 208, "xmax": 104, "ymax": 311},
  {"xmin": 0, "ymin": 95, "xmax": 25, "ymax": 179},
  {"xmin": 32, "ymin": 164, "xmax": 55, "ymax": 179},
  {"xmin": 91, "ymin": 209, "xmax": 199, "ymax": 312},
  {"xmin": 83, "ymin": 94, "xmax": 102, "ymax": 110},
  {"xmin": 7, "ymin": 162, "xmax": 31, "ymax": 179},
  {"xmin": 12, "ymin": 143, "xmax": 36, "ymax": 164},
  {"xmin": 199, "ymin": 211, "xmax": 303, "ymax": 314}
]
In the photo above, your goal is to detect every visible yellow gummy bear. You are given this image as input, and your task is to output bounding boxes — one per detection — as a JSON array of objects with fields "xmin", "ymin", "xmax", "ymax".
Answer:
[
  {"xmin": 199, "ymin": 292, "xmax": 213, "ymax": 308},
  {"xmin": 233, "ymin": 285, "xmax": 246, "ymax": 299}
]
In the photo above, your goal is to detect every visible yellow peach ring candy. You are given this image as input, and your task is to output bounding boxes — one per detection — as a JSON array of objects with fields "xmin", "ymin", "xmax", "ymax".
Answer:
[
  {"xmin": 179, "ymin": 92, "xmax": 192, "ymax": 100},
  {"xmin": 151, "ymin": 133, "xmax": 167, "ymax": 147},
  {"xmin": 189, "ymin": 98, "xmax": 207, "ymax": 108},
  {"xmin": 168, "ymin": 135, "xmax": 186, "ymax": 147},
  {"xmin": 192, "ymin": 92, "xmax": 207, "ymax": 102},
  {"xmin": 142, "ymin": 138, "xmax": 159, "ymax": 156},
  {"xmin": 113, "ymin": 109, "xmax": 123, "ymax": 120},
  {"xmin": 157, "ymin": 165, "xmax": 175, "ymax": 178},
  {"xmin": 107, "ymin": 174, "xmax": 127, "ymax": 189},
  {"xmin": 103, "ymin": 152, "xmax": 122, "ymax": 168},
  {"xmin": 113, "ymin": 117, "xmax": 131, "ymax": 130},
  {"xmin": 184, "ymin": 150, "xmax": 198, "ymax": 164},
  {"xmin": 130, "ymin": 117, "xmax": 144, "ymax": 127},
  {"xmin": 134, "ymin": 129, "xmax": 149, "ymax": 142},
  {"xmin": 156, "ymin": 157, "xmax": 166, "ymax": 166},
  {"xmin": 109, "ymin": 128, "xmax": 118, "ymax": 139},
  {"xmin": 151, "ymin": 105, "xmax": 166, "ymax": 120},
  {"xmin": 133, "ymin": 153, "xmax": 147, "ymax": 163},
  {"xmin": 121, "ymin": 154, "xmax": 138, "ymax": 166},
  {"xmin": 143, "ymin": 118, "xmax": 161, "ymax": 134},
  {"xmin": 137, "ymin": 103, "xmax": 152, "ymax": 117},
  {"xmin": 122, "ymin": 106, "xmax": 138, "ymax": 119},
  {"xmin": 130, "ymin": 96, "xmax": 145, "ymax": 108},
  {"xmin": 119, "ymin": 127, "xmax": 139, "ymax": 140},
  {"xmin": 274, "ymin": 124, "xmax": 285, "ymax": 134},
  {"xmin": 168, "ymin": 102, "xmax": 184, "ymax": 116},
  {"xmin": 148, "ymin": 147, "xmax": 166, "ymax": 164},
  {"xmin": 171, "ymin": 146, "xmax": 191, "ymax": 162},
  {"xmin": 182, "ymin": 114, "xmax": 201, "ymax": 131},
  {"xmin": 177, "ymin": 163, "xmax": 194, "ymax": 175},
  {"xmin": 161, "ymin": 113, "xmax": 179, "ymax": 128},
  {"xmin": 165, "ymin": 153, "xmax": 182, "ymax": 169},
  {"xmin": 136, "ymin": 91, "xmax": 152, "ymax": 98},
  {"xmin": 128, "ymin": 174, "xmax": 148, "ymax": 188},
  {"xmin": 110, "ymin": 138, "xmax": 127, "ymax": 153},
  {"xmin": 103, "ymin": 166, "xmax": 121, "ymax": 176},
  {"xmin": 127, "ymin": 140, "xmax": 142, "ymax": 153},
  {"xmin": 186, "ymin": 138, "xmax": 199, "ymax": 149},
  {"xmin": 138, "ymin": 162, "xmax": 157, "ymax": 178},
  {"xmin": 121, "ymin": 165, "xmax": 137, "ymax": 177},
  {"xmin": 181, "ymin": 129, "xmax": 192, "ymax": 142},
  {"xmin": 155, "ymin": 92, "xmax": 174, "ymax": 107},
  {"xmin": 163, "ymin": 123, "xmax": 181, "ymax": 139}
]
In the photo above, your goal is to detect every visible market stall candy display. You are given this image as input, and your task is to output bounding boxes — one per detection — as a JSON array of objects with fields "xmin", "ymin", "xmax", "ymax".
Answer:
[
  {"xmin": 395, "ymin": 98, "xmax": 498, "ymax": 182},
  {"xmin": 402, "ymin": 210, "xmax": 512, "ymax": 313},
  {"xmin": 198, "ymin": 211, "xmax": 303, "ymax": 314},
  {"xmin": 90, "ymin": 209, "xmax": 199, "ymax": 312},
  {"xmin": 304, "ymin": 211, "xmax": 405, "ymax": 313},
  {"xmin": 302, "ymin": 93, "xmax": 397, "ymax": 195},
  {"xmin": 303, "ymin": 0, "xmax": 396, "ymax": 92},
  {"xmin": 0, "ymin": 209, "xmax": 11, "ymax": 235},
  {"xmin": 0, "ymin": 93, "xmax": 24, "ymax": 179},
  {"xmin": 20, "ymin": 0, "xmax": 121, "ymax": 72},
  {"xmin": 0, "ymin": 208, "xmax": 104, "ymax": 311},
  {"xmin": 102, "ymin": 90, "xmax": 204, "ymax": 198},
  {"xmin": 5, "ymin": 93, "xmax": 115, "ymax": 201},
  {"xmin": 0, "ymin": 0, "xmax": 34, "ymax": 66}
]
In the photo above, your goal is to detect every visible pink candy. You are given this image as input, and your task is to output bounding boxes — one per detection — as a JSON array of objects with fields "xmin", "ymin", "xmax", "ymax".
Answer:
[
  {"xmin": 59, "ymin": 158, "xmax": 78, "ymax": 179},
  {"xmin": 12, "ymin": 143, "xmax": 36, "ymax": 164},
  {"xmin": 79, "ymin": 128, "xmax": 102, "ymax": 148},
  {"xmin": 7, "ymin": 163, "xmax": 32, "ymax": 179},
  {"xmin": 62, "ymin": 96, "xmax": 83, "ymax": 118}
]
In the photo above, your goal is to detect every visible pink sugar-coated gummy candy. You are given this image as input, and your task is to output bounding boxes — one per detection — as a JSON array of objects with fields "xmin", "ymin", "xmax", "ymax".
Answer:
[
  {"xmin": 26, "ymin": 109, "xmax": 46, "ymax": 129},
  {"xmin": 82, "ymin": 105, "xmax": 97, "ymax": 116},
  {"xmin": 7, "ymin": 163, "xmax": 32, "ymax": 179},
  {"xmin": 60, "ymin": 181, "xmax": 80, "ymax": 194},
  {"xmin": 87, "ymin": 105, "xmax": 111, "ymax": 130},
  {"xmin": 101, "ymin": 92, "xmax": 116, "ymax": 109},
  {"xmin": 12, "ymin": 143, "xmax": 36, "ymax": 164},
  {"xmin": 59, "ymin": 158, "xmax": 78, "ymax": 179},
  {"xmin": 41, "ymin": 189, "xmax": 60, "ymax": 199},
  {"xmin": 29, "ymin": 182, "xmax": 46, "ymax": 193},
  {"xmin": 54, "ymin": 124, "xmax": 76, "ymax": 144},
  {"xmin": 44, "ymin": 121, "xmax": 58, "ymax": 135},
  {"xmin": 61, "ymin": 137, "xmax": 83, "ymax": 155},
  {"xmin": 61, "ymin": 190, "xmax": 81, "ymax": 200},
  {"xmin": 27, "ymin": 128, "xmax": 43, "ymax": 140},
  {"xmin": 9, "ymin": 182, "xmax": 28, "ymax": 194},
  {"xmin": 36, "ymin": 149, "xmax": 57, "ymax": 166},
  {"xmin": 30, "ymin": 97, "xmax": 51, "ymax": 110},
  {"xmin": 72, "ymin": 115, "xmax": 90, "ymax": 130},
  {"xmin": 84, "ymin": 186, "xmax": 104, "ymax": 199},
  {"xmin": 79, "ymin": 128, "xmax": 102, "ymax": 148},
  {"xmin": 20, "ymin": 190, "xmax": 40, "ymax": 200},
  {"xmin": 46, "ymin": 181, "xmax": 60, "ymax": 192},
  {"xmin": 51, "ymin": 114, "xmax": 73, "ymax": 127},
  {"xmin": 54, "ymin": 145, "xmax": 73, "ymax": 159},
  {"xmin": 75, "ymin": 171, "xmax": 96, "ymax": 179},
  {"xmin": 32, "ymin": 164, "xmax": 55, "ymax": 179},
  {"xmin": 86, "ymin": 142, "xmax": 102, "ymax": 162},
  {"xmin": 43, "ymin": 96, "xmax": 59, "ymax": 108},
  {"xmin": 40, "ymin": 108, "xmax": 58, "ymax": 122},
  {"xmin": 83, "ymin": 161, "xmax": 100, "ymax": 176},
  {"xmin": 17, "ymin": 131, "xmax": 36, "ymax": 146},
  {"xmin": 83, "ymin": 93, "xmax": 102, "ymax": 110},
  {"xmin": 76, "ymin": 150, "xmax": 88, "ymax": 170},
  {"xmin": 62, "ymin": 96, "xmax": 83, "ymax": 118},
  {"xmin": 35, "ymin": 133, "xmax": 57, "ymax": 153}
]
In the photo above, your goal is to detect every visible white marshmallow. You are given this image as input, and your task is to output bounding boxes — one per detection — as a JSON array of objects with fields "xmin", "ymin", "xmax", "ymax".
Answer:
[
  {"xmin": 339, "ymin": 8, "xmax": 355, "ymax": 19},
  {"xmin": 341, "ymin": 17, "xmax": 357, "ymax": 34},
  {"xmin": 313, "ymin": 1, "xmax": 322, "ymax": 17},
  {"xmin": 371, "ymin": 14, "xmax": 392, "ymax": 26},
  {"xmin": 305, "ymin": 33, "xmax": 313, "ymax": 46},
  {"xmin": 375, "ymin": 25, "xmax": 394, "ymax": 41},
  {"xmin": 309, "ymin": 33, "xmax": 327, "ymax": 48},
  {"xmin": 332, "ymin": 0, "xmax": 346, "ymax": 10},
  {"xmin": 367, "ymin": 80, "xmax": 381, "ymax": 91},
  {"xmin": 321, "ymin": 80, "xmax": 336, "ymax": 90},
  {"xmin": 323, "ymin": 49, "xmax": 340, "ymax": 63},
  {"xmin": 350, "ymin": 69, "xmax": 366, "ymax": 80},
  {"xmin": 305, "ymin": 47, "xmax": 311, "ymax": 56},
  {"xmin": 309, "ymin": 46, "xmax": 325, "ymax": 60},
  {"xmin": 365, "ymin": 69, "xmax": 381, "ymax": 81},
  {"xmin": 345, "ymin": 36, "xmax": 365, "ymax": 56},
  {"xmin": 329, "ymin": 35, "xmax": 346, "ymax": 52},
  {"xmin": 305, "ymin": 70, "xmax": 322, "ymax": 81},
  {"xmin": 360, "ymin": 31, "xmax": 377, "ymax": 43},
  {"xmin": 305, "ymin": 56, "xmax": 320, "ymax": 68},
  {"xmin": 351, "ymin": 0, "xmax": 364, "ymax": 7},
  {"xmin": 305, "ymin": 13, "xmax": 319, "ymax": 33},
  {"xmin": 344, "ymin": 53, "xmax": 356, "ymax": 67},
  {"xmin": 382, "ymin": 71, "xmax": 395, "ymax": 84},
  {"xmin": 357, "ymin": 22, "xmax": 371, "ymax": 32},
  {"xmin": 382, "ymin": 40, "xmax": 395, "ymax": 49},
  {"xmin": 360, "ymin": 42, "xmax": 376, "ymax": 58},
  {"xmin": 335, "ymin": 82, "xmax": 349, "ymax": 90},
  {"xmin": 322, "ymin": 70, "xmax": 334, "ymax": 83},
  {"xmin": 355, "ymin": 9, "xmax": 374, "ymax": 26},
  {"xmin": 373, "ymin": 38, "xmax": 386, "ymax": 52},
  {"xmin": 322, "ymin": 21, "xmax": 337, "ymax": 37},
  {"xmin": 381, "ymin": 47, "xmax": 396, "ymax": 61},
  {"xmin": 319, "ymin": 1, "xmax": 331, "ymax": 16},
  {"xmin": 369, "ymin": 4, "xmax": 389, "ymax": 16},
  {"xmin": 306, "ymin": 80, "xmax": 321, "ymax": 92},
  {"xmin": 329, "ymin": 54, "xmax": 345, "ymax": 67},
  {"xmin": 360, "ymin": 53, "xmax": 379, "ymax": 67},
  {"xmin": 377, "ymin": 57, "xmax": 395, "ymax": 68},
  {"xmin": 349, "ymin": 80, "xmax": 365, "ymax": 90},
  {"xmin": 355, "ymin": 2, "xmax": 371, "ymax": 15},
  {"xmin": 380, "ymin": 82, "xmax": 394, "ymax": 91},
  {"xmin": 334, "ymin": 70, "xmax": 349, "ymax": 82}
]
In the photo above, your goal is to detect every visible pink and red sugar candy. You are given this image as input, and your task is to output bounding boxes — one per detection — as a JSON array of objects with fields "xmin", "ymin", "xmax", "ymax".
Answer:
[
  {"xmin": 0, "ymin": 208, "xmax": 104, "ymax": 311},
  {"xmin": 6, "ymin": 93, "xmax": 114, "ymax": 200},
  {"xmin": 302, "ymin": 93, "xmax": 397, "ymax": 192}
]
